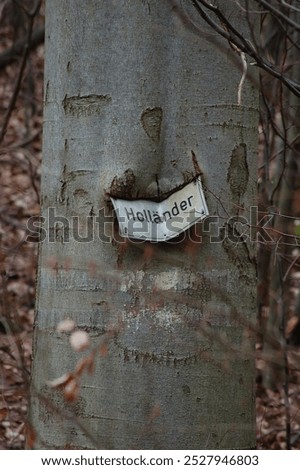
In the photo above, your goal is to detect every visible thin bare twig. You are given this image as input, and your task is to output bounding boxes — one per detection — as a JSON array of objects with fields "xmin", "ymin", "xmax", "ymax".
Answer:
[
  {"xmin": 0, "ymin": 0, "xmax": 42, "ymax": 144},
  {"xmin": 0, "ymin": 130, "xmax": 41, "ymax": 155},
  {"xmin": 0, "ymin": 27, "xmax": 44, "ymax": 71},
  {"xmin": 255, "ymin": 0, "xmax": 300, "ymax": 32},
  {"xmin": 188, "ymin": 0, "xmax": 300, "ymax": 97},
  {"xmin": 280, "ymin": 0, "xmax": 300, "ymax": 13}
]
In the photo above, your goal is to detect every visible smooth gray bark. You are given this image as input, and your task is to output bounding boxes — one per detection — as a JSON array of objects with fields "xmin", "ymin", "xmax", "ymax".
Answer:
[{"xmin": 30, "ymin": 0, "xmax": 258, "ymax": 449}]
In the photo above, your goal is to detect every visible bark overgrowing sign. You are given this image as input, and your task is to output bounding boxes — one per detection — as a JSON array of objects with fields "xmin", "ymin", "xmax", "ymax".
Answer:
[{"xmin": 111, "ymin": 177, "xmax": 209, "ymax": 241}]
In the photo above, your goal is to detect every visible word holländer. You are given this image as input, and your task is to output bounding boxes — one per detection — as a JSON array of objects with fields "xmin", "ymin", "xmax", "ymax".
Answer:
[
  {"xmin": 111, "ymin": 177, "xmax": 209, "ymax": 242},
  {"xmin": 124, "ymin": 196, "xmax": 195, "ymax": 225}
]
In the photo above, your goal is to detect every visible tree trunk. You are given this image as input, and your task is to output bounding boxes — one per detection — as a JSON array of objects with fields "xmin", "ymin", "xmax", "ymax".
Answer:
[{"xmin": 29, "ymin": 0, "xmax": 258, "ymax": 449}]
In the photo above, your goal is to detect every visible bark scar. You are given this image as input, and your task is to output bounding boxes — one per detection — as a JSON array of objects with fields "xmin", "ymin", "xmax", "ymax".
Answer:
[
  {"xmin": 141, "ymin": 107, "xmax": 163, "ymax": 142},
  {"xmin": 63, "ymin": 94, "xmax": 112, "ymax": 117},
  {"xmin": 227, "ymin": 143, "xmax": 249, "ymax": 200}
]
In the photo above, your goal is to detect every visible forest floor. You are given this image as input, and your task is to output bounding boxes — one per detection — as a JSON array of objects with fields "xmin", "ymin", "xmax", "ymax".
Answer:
[{"xmin": 0, "ymin": 2, "xmax": 300, "ymax": 451}]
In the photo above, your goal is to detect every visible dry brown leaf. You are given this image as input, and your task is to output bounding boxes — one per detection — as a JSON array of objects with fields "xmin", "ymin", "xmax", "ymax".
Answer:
[
  {"xmin": 75, "ymin": 351, "xmax": 96, "ymax": 376},
  {"xmin": 0, "ymin": 406, "xmax": 8, "ymax": 420},
  {"xmin": 99, "ymin": 342, "xmax": 108, "ymax": 357},
  {"xmin": 286, "ymin": 316, "xmax": 300, "ymax": 336},
  {"xmin": 25, "ymin": 423, "xmax": 36, "ymax": 449},
  {"xmin": 75, "ymin": 356, "xmax": 89, "ymax": 376},
  {"xmin": 63, "ymin": 379, "xmax": 79, "ymax": 402}
]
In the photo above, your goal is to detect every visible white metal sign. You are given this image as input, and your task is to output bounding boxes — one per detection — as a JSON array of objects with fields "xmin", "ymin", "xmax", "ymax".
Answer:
[{"xmin": 111, "ymin": 177, "xmax": 209, "ymax": 242}]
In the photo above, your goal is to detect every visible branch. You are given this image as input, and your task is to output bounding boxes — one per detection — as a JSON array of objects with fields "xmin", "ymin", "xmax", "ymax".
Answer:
[
  {"xmin": 0, "ymin": 27, "xmax": 44, "ymax": 71},
  {"xmin": 255, "ymin": 0, "xmax": 300, "ymax": 32},
  {"xmin": 0, "ymin": 129, "xmax": 41, "ymax": 154},
  {"xmin": 280, "ymin": 0, "xmax": 300, "ymax": 14},
  {"xmin": 188, "ymin": 0, "xmax": 300, "ymax": 97},
  {"xmin": 0, "ymin": 1, "xmax": 42, "ymax": 144}
]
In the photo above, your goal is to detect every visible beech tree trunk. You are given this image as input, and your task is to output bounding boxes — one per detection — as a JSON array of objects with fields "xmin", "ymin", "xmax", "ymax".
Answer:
[{"xmin": 29, "ymin": 0, "xmax": 258, "ymax": 449}]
